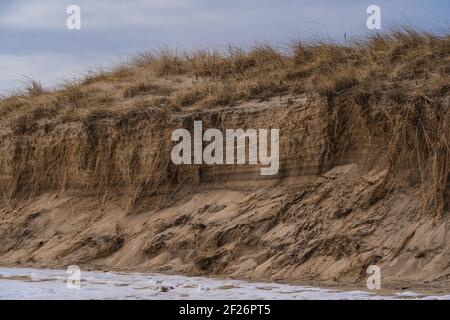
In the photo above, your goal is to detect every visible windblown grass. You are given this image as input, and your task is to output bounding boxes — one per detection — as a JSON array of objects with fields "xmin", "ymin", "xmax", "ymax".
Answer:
[{"xmin": 0, "ymin": 29, "xmax": 448, "ymax": 216}]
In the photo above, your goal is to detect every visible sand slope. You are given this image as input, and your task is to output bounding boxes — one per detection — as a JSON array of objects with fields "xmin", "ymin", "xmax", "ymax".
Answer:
[{"xmin": 1, "ymin": 164, "xmax": 449, "ymax": 290}]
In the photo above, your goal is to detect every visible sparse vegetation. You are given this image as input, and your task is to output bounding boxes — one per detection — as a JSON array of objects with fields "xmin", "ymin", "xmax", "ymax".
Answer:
[{"xmin": 24, "ymin": 79, "xmax": 46, "ymax": 97}]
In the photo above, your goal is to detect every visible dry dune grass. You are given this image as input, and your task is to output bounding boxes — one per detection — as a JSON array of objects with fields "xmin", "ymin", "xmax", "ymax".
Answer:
[{"xmin": 0, "ymin": 29, "xmax": 448, "ymax": 216}]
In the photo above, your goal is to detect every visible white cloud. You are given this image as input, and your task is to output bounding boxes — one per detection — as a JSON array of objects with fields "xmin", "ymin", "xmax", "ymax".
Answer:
[
  {"xmin": 0, "ymin": 0, "xmax": 64, "ymax": 30},
  {"xmin": 0, "ymin": 53, "xmax": 108, "ymax": 95},
  {"xmin": 0, "ymin": 0, "xmax": 212, "ymax": 31}
]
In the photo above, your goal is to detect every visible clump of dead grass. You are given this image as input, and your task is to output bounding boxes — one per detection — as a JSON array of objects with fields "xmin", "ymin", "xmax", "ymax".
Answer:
[{"xmin": 123, "ymin": 81, "xmax": 173, "ymax": 98}]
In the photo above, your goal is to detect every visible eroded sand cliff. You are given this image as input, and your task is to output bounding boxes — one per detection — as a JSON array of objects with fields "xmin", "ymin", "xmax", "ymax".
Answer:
[{"xmin": 0, "ymin": 31, "xmax": 449, "ymax": 290}]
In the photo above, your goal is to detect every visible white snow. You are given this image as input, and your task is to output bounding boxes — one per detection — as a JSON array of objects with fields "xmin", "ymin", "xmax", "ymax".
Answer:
[{"xmin": 0, "ymin": 267, "xmax": 448, "ymax": 300}]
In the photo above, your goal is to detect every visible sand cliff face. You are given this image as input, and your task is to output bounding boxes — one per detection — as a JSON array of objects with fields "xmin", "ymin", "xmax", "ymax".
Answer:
[
  {"xmin": 0, "ymin": 31, "xmax": 449, "ymax": 288},
  {"xmin": 0, "ymin": 95, "xmax": 448, "ymax": 286},
  {"xmin": 0, "ymin": 94, "xmax": 329, "ymax": 192}
]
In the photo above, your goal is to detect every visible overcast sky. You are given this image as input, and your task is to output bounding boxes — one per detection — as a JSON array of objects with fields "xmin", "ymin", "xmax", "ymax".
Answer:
[{"xmin": 0, "ymin": 0, "xmax": 448, "ymax": 94}]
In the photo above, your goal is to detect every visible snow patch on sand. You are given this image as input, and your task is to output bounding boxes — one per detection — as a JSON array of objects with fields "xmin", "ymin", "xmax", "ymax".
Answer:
[{"xmin": 0, "ymin": 267, "xmax": 448, "ymax": 300}]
